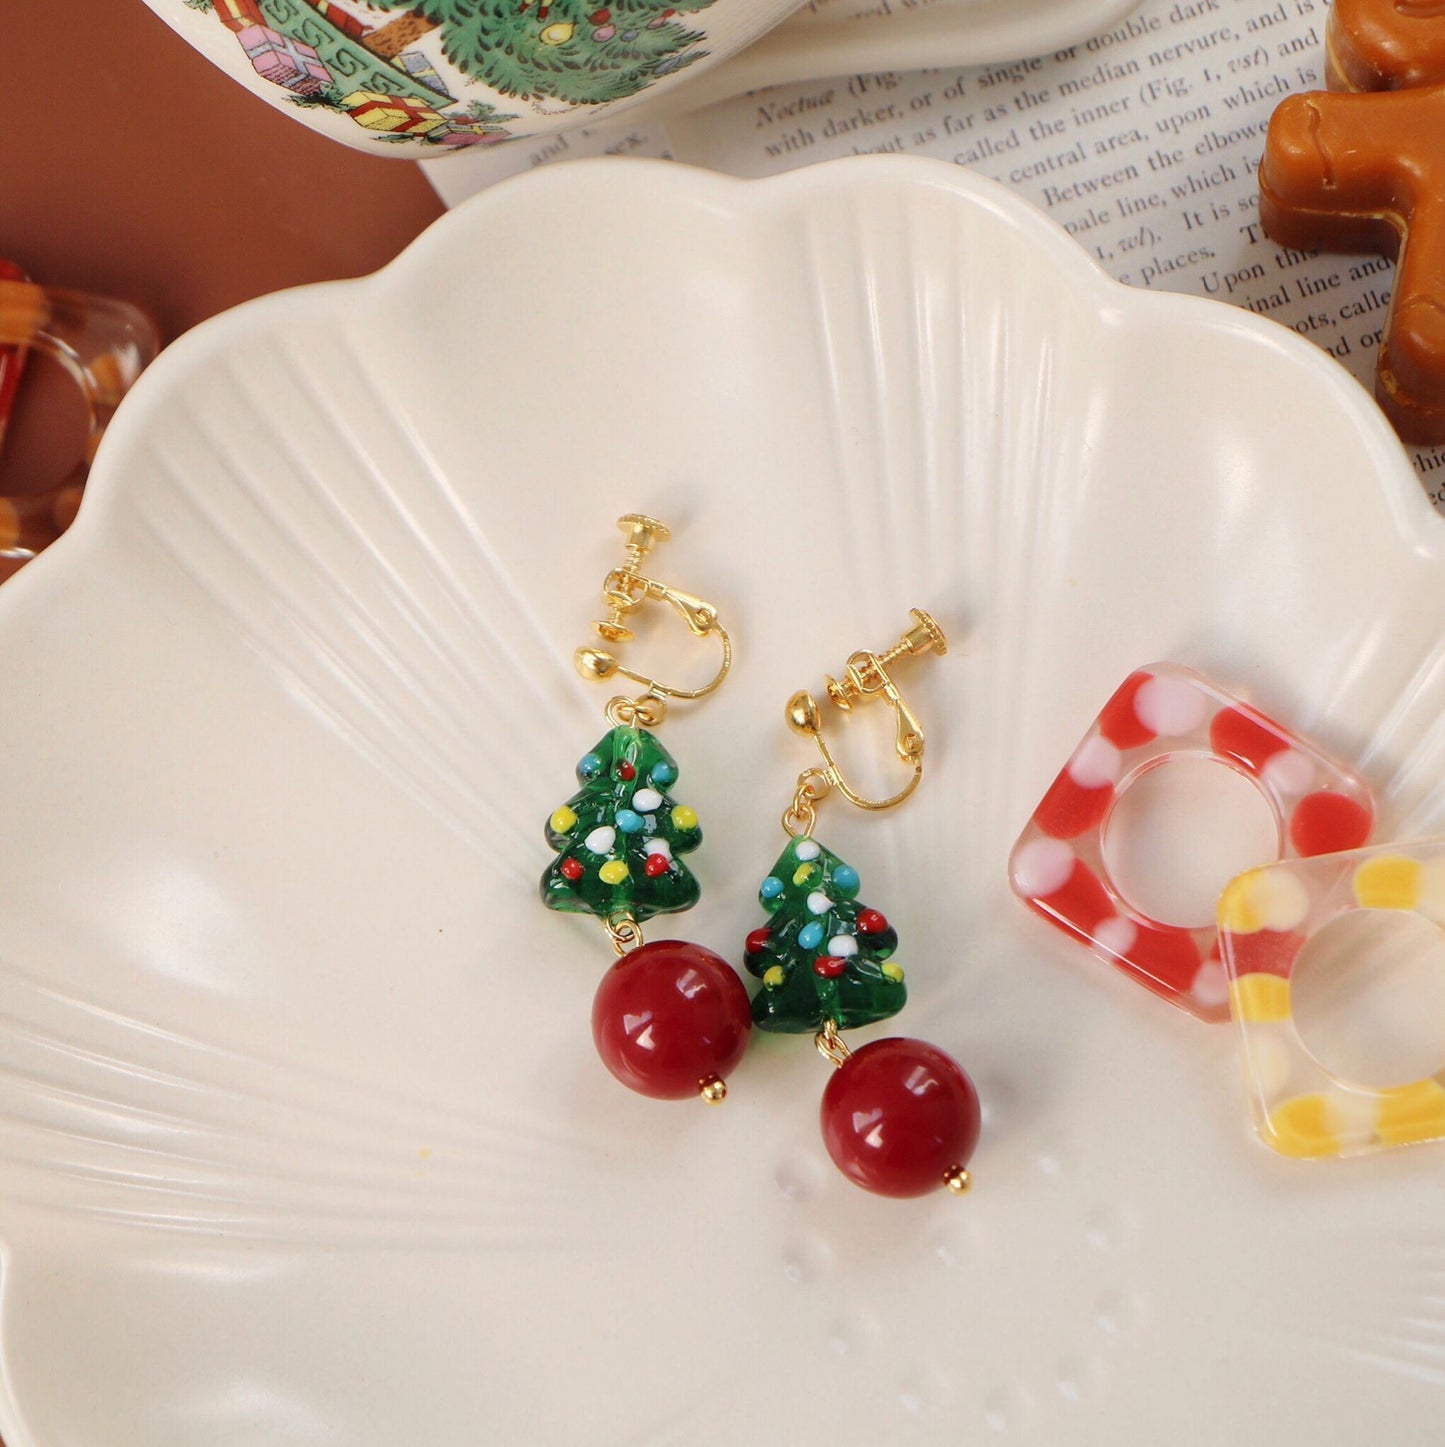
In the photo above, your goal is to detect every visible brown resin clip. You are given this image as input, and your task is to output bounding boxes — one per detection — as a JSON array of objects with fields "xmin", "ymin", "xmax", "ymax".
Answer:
[
  {"xmin": 1326, "ymin": 0, "xmax": 1445, "ymax": 92},
  {"xmin": 1260, "ymin": 1, "xmax": 1445, "ymax": 443}
]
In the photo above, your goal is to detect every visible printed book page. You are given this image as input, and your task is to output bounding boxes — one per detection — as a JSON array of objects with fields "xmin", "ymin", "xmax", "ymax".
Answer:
[{"xmin": 424, "ymin": 0, "xmax": 1445, "ymax": 498}]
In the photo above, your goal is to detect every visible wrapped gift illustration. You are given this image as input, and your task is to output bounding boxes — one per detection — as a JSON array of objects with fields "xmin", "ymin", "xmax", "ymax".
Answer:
[
  {"xmin": 213, "ymin": 0, "xmax": 266, "ymax": 32},
  {"xmin": 342, "ymin": 89, "xmax": 447, "ymax": 135},
  {"xmin": 311, "ymin": 0, "xmax": 370, "ymax": 41},
  {"xmin": 237, "ymin": 25, "xmax": 332, "ymax": 97},
  {"xmin": 398, "ymin": 49, "xmax": 452, "ymax": 97}
]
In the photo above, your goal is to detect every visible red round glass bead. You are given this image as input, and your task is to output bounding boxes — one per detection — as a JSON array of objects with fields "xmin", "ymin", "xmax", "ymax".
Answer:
[
  {"xmin": 813, "ymin": 955, "xmax": 845, "ymax": 978},
  {"xmin": 820, "ymin": 1037, "xmax": 981, "ymax": 1197},
  {"xmin": 745, "ymin": 927, "xmax": 771, "ymax": 955},
  {"xmin": 617, "ymin": 761, "xmax": 637, "ymax": 781},
  {"xmin": 644, "ymin": 853, "xmax": 669, "ymax": 878},
  {"xmin": 856, "ymin": 909, "xmax": 888, "ymax": 935},
  {"xmin": 560, "ymin": 857, "xmax": 584, "ymax": 881},
  {"xmin": 592, "ymin": 940, "xmax": 751, "ymax": 1100}
]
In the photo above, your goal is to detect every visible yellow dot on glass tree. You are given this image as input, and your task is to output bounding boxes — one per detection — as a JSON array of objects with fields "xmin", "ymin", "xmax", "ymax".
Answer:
[
  {"xmin": 763, "ymin": 965, "xmax": 785, "ymax": 988},
  {"xmin": 599, "ymin": 860, "xmax": 630, "ymax": 885},
  {"xmin": 550, "ymin": 805, "xmax": 578, "ymax": 833},
  {"xmin": 882, "ymin": 962, "xmax": 905, "ymax": 983},
  {"xmin": 540, "ymin": 21, "xmax": 576, "ymax": 44},
  {"xmin": 671, "ymin": 805, "xmax": 698, "ymax": 830}
]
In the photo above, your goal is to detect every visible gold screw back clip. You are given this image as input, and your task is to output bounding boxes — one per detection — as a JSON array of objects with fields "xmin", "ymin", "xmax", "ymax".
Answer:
[
  {"xmin": 783, "ymin": 609, "xmax": 948, "ymax": 833},
  {"xmin": 574, "ymin": 514, "xmax": 732, "ymax": 726}
]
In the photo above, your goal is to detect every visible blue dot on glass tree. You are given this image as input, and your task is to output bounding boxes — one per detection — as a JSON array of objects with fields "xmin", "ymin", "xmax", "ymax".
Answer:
[
  {"xmin": 760, "ymin": 876, "xmax": 783, "ymax": 900},
  {"xmin": 615, "ymin": 809, "xmax": 644, "ymax": 834},
  {"xmin": 798, "ymin": 921, "xmax": 824, "ymax": 951},
  {"xmin": 833, "ymin": 864, "xmax": 860, "ymax": 896},
  {"xmin": 578, "ymin": 752, "xmax": 603, "ymax": 780}
]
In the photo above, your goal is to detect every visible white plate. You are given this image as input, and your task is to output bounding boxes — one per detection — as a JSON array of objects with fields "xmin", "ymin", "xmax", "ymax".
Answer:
[
  {"xmin": 3, "ymin": 157, "xmax": 1444, "ymax": 1446},
  {"xmin": 659, "ymin": 0, "xmax": 1148, "ymax": 114}
]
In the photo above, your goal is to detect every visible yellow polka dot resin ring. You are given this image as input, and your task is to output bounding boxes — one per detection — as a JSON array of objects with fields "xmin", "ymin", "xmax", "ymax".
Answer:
[
  {"xmin": 1220, "ymin": 842, "xmax": 1445, "ymax": 1160},
  {"xmin": 1008, "ymin": 664, "xmax": 1375, "ymax": 1020},
  {"xmin": 540, "ymin": 515, "xmax": 750, "ymax": 1104},
  {"xmin": 738, "ymin": 612, "xmax": 983, "ymax": 1199}
]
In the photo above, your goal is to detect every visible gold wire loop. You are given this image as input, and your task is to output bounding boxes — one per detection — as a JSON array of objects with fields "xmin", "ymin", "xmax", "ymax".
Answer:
[
  {"xmin": 575, "ymin": 515, "xmax": 732, "ymax": 709},
  {"xmin": 604, "ymin": 691, "xmax": 668, "ymax": 728},
  {"xmin": 781, "ymin": 768, "xmax": 831, "ymax": 837},
  {"xmin": 786, "ymin": 609, "xmax": 948, "ymax": 815},
  {"xmin": 606, "ymin": 914, "xmax": 645, "ymax": 956},
  {"xmin": 815, "ymin": 1018, "xmax": 852, "ymax": 1068}
]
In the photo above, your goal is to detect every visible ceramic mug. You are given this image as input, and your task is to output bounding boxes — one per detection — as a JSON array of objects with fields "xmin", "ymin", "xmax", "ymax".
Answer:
[{"xmin": 141, "ymin": 0, "xmax": 798, "ymax": 153}]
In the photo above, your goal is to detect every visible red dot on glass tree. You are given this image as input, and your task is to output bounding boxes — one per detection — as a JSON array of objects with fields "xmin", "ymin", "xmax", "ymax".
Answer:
[
  {"xmin": 820, "ymin": 1037, "xmax": 981, "ymax": 1197},
  {"xmin": 592, "ymin": 940, "xmax": 751, "ymax": 1101},
  {"xmin": 644, "ymin": 853, "xmax": 669, "ymax": 878},
  {"xmin": 745, "ymin": 927, "xmax": 771, "ymax": 955},
  {"xmin": 857, "ymin": 908, "xmax": 888, "ymax": 935},
  {"xmin": 617, "ymin": 761, "xmax": 636, "ymax": 781},
  {"xmin": 813, "ymin": 955, "xmax": 845, "ymax": 978},
  {"xmin": 560, "ymin": 857, "xmax": 584, "ymax": 881},
  {"xmin": 591, "ymin": 5, "xmax": 610, "ymax": 17}
]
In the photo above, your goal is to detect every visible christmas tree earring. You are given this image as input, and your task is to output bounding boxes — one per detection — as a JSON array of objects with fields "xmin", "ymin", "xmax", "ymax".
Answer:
[
  {"xmin": 741, "ymin": 612, "xmax": 983, "ymax": 1197},
  {"xmin": 541, "ymin": 514, "xmax": 752, "ymax": 1103}
]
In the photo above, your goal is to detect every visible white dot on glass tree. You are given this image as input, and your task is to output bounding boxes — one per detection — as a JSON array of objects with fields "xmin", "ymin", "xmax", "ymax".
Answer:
[
  {"xmin": 807, "ymin": 890, "xmax": 830, "ymax": 915},
  {"xmin": 632, "ymin": 787, "xmax": 663, "ymax": 812},
  {"xmin": 585, "ymin": 825, "xmax": 617, "ymax": 854},
  {"xmin": 795, "ymin": 840, "xmax": 821, "ymax": 861},
  {"xmin": 827, "ymin": 936, "xmax": 859, "ymax": 957},
  {"xmin": 645, "ymin": 838, "xmax": 672, "ymax": 859}
]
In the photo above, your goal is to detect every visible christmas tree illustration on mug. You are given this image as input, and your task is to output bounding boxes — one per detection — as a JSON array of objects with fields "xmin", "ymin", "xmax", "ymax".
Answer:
[
  {"xmin": 193, "ymin": 0, "xmax": 714, "ymax": 127},
  {"xmin": 364, "ymin": 0, "xmax": 714, "ymax": 104}
]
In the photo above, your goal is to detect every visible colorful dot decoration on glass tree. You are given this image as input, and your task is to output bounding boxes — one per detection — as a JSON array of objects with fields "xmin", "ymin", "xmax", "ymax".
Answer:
[
  {"xmin": 539, "ymin": 512, "xmax": 749, "ymax": 1107},
  {"xmin": 540, "ymin": 725, "xmax": 701, "ymax": 924},
  {"xmin": 735, "ymin": 609, "xmax": 981, "ymax": 1199},
  {"xmin": 743, "ymin": 835, "xmax": 906, "ymax": 1033}
]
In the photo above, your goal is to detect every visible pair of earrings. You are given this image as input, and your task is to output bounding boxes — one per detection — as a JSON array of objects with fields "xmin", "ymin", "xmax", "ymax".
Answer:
[{"xmin": 539, "ymin": 515, "xmax": 981, "ymax": 1199}]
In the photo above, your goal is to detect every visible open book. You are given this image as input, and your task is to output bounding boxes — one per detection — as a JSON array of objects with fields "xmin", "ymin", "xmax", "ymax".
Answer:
[{"xmin": 426, "ymin": 0, "xmax": 1445, "ymax": 502}]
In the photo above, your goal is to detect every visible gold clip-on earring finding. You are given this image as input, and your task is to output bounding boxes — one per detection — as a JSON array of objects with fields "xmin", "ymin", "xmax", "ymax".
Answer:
[
  {"xmin": 783, "ymin": 609, "xmax": 947, "ymax": 832},
  {"xmin": 574, "ymin": 514, "xmax": 732, "ymax": 727}
]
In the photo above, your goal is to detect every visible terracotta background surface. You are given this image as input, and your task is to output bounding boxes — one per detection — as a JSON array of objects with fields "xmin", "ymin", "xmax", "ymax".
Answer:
[
  {"xmin": 0, "ymin": 0, "xmax": 444, "ymax": 498},
  {"xmin": 0, "ymin": 5, "xmax": 445, "ymax": 1438}
]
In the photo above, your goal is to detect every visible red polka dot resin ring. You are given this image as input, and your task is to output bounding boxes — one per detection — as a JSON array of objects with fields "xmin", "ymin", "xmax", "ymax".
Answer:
[
  {"xmin": 739, "ymin": 611, "xmax": 983, "ymax": 1199},
  {"xmin": 540, "ymin": 515, "xmax": 750, "ymax": 1104},
  {"xmin": 1008, "ymin": 663, "xmax": 1374, "ymax": 1021}
]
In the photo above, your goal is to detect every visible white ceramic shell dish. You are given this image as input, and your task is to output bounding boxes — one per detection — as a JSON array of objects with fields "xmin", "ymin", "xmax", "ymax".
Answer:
[{"xmin": 3, "ymin": 157, "xmax": 1445, "ymax": 1446}]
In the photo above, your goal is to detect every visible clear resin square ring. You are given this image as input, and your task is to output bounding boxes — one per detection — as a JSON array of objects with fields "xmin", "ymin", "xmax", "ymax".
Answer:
[
  {"xmin": 1220, "ymin": 841, "xmax": 1445, "ymax": 1159},
  {"xmin": 1009, "ymin": 664, "xmax": 1375, "ymax": 1021}
]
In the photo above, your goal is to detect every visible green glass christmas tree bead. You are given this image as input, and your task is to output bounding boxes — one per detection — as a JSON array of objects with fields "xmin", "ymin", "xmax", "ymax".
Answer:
[
  {"xmin": 540, "ymin": 725, "xmax": 703, "ymax": 924},
  {"xmin": 742, "ymin": 835, "xmax": 906, "ymax": 1033}
]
